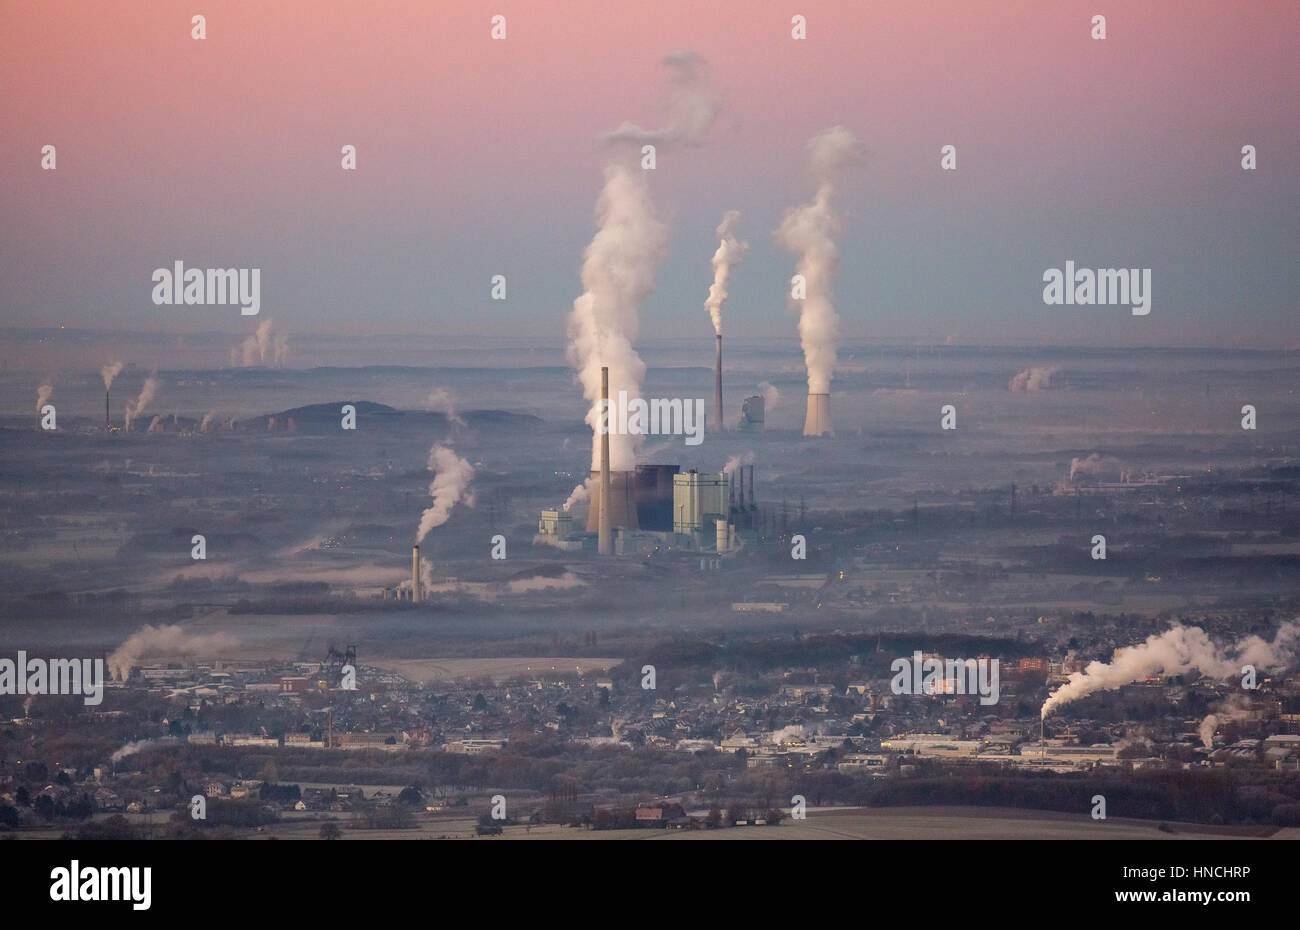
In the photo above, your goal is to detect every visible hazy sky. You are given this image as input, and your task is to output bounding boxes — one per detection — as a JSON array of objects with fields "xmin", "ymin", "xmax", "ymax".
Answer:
[{"xmin": 2, "ymin": 0, "xmax": 1297, "ymax": 355}]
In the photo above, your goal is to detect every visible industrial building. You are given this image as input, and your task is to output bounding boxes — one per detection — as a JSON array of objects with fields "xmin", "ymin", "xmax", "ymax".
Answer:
[
  {"xmin": 738, "ymin": 394, "xmax": 764, "ymax": 432},
  {"xmin": 673, "ymin": 469, "xmax": 730, "ymax": 538}
]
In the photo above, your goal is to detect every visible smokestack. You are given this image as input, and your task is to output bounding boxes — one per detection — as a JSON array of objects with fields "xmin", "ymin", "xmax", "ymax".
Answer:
[
  {"xmin": 713, "ymin": 333, "xmax": 724, "ymax": 432},
  {"xmin": 105, "ymin": 390, "xmax": 110, "ymax": 428},
  {"xmin": 598, "ymin": 367, "xmax": 613, "ymax": 556},
  {"xmin": 411, "ymin": 546, "xmax": 421, "ymax": 603},
  {"xmin": 738, "ymin": 465, "xmax": 745, "ymax": 510},
  {"xmin": 748, "ymin": 465, "xmax": 756, "ymax": 510},
  {"xmin": 803, "ymin": 393, "xmax": 833, "ymax": 437}
]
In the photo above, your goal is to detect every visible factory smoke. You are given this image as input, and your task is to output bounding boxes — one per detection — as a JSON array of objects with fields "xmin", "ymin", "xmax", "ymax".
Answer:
[
  {"xmin": 36, "ymin": 381, "xmax": 53, "ymax": 412},
  {"xmin": 1041, "ymin": 620, "xmax": 1300, "ymax": 719},
  {"xmin": 563, "ymin": 479, "xmax": 592, "ymax": 513},
  {"xmin": 100, "ymin": 361, "xmax": 123, "ymax": 391},
  {"xmin": 107, "ymin": 624, "xmax": 238, "ymax": 681},
  {"xmin": 416, "ymin": 444, "xmax": 476, "ymax": 542},
  {"xmin": 704, "ymin": 210, "xmax": 748, "ymax": 335},
  {"xmin": 1068, "ymin": 452, "xmax": 1125, "ymax": 482},
  {"xmin": 199, "ymin": 411, "xmax": 216, "ymax": 433},
  {"xmin": 147, "ymin": 415, "xmax": 164, "ymax": 433},
  {"xmin": 1009, "ymin": 365, "xmax": 1060, "ymax": 392},
  {"xmin": 425, "ymin": 388, "xmax": 466, "ymax": 428},
  {"xmin": 723, "ymin": 451, "xmax": 755, "ymax": 476},
  {"xmin": 758, "ymin": 381, "xmax": 781, "ymax": 411},
  {"xmin": 568, "ymin": 51, "xmax": 718, "ymax": 473},
  {"xmin": 776, "ymin": 126, "xmax": 865, "ymax": 396},
  {"xmin": 124, "ymin": 374, "xmax": 160, "ymax": 432},
  {"xmin": 233, "ymin": 319, "xmax": 288, "ymax": 367}
]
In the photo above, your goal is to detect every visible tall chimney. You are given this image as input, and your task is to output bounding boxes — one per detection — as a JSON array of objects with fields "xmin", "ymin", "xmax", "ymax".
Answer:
[
  {"xmin": 738, "ymin": 466, "xmax": 745, "ymax": 510},
  {"xmin": 748, "ymin": 465, "xmax": 756, "ymax": 510},
  {"xmin": 105, "ymin": 390, "xmax": 110, "ymax": 428},
  {"xmin": 598, "ymin": 367, "xmax": 613, "ymax": 556},
  {"xmin": 713, "ymin": 333, "xmax": 724, "ymax": 432},
  {"xmin": 803, "ymin": 393, "xmax": 833, "ymax": 437},
  {"xmin": 411, "ymin": 545, "xmax": 421, "ymax": 602}
]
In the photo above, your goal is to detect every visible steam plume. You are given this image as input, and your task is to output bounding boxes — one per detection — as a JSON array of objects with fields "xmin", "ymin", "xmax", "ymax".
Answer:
[
  {"xmin": 723, "ymin": 451, "xmax": 755, "ymax": 476},
  {"xmin": 1042, "ymin": 620, "xmax": 1300, "ymax": 719},
  {"xmin": 234, "ymin": 319, "xmax": 287, "ymax": 367},
  {"xmin": 776, "ymin": 126, "xmax": 865, "ymax": 395},
  {"xmin": 758, "ymin": 381, "xmax": 781, "ymax": 411},
  {"xmin": 124, "ymin": 374, "xmax": 159, "ymax": 431},
  {"xmin": 199, "ymin": 411, "xmax": 216, "ymax": 433},
  {"xmin": 37, "ymin": 381, "xmax": 53, "ymax": 412},
  {"xmin": 704, "ymin": 210, "xmax": 748, "ymax": 335},
  {"xmin": 569, "ymin": 51, "xmax": 718, "ymax": 473},
  {"xmin": 1009, "ymin": 365, "xmax": 1059, "ymax": 392},
  {"xmin": 101, "ymin": 362, "xmax": 123, "ymax": 391},
  {"xmin": 416, "ymin": 444, "xmax": 476, "ymax": 542},
  {"xmin": 563, "ymin": 479, "xmax": 592, "ymax": 512},
  {"xmin": 426, "ymin": 388, "xmax": 466, "ymax": 428},
  {"xmin": 147, "ymin": 415, "xmax": 164, "ymax": 433},
  {"xmin": 107, "ymin": 624, "xmax": 238, "ymax": 681}
]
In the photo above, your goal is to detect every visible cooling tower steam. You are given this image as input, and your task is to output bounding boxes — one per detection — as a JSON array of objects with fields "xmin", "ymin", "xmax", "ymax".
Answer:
[
  {"xmin": 234, "ymin": 319, "xmax": 287, "ymax": 367},
  {"xmin": 37, "ymin": 381, "xmax": 53, "ymax": 412},
  {"xmin": 568, "ymin": 51, "xmax": 718, "ymax": 473},
  {"xmin": 416, "ymin": 444, "xmax": 476, "ymax": 542},
  {"xmin": 101, "ymin": 361, "xmax": 123, "ymax": 391},
  {"xmin": 758, "ymin": 381, "xmax": 781, "ymax": 411},
  {"xmin": 1041, "ymin": 620, "xmax": 1300, "ymax": 719},
  {"xmin": 705, "ymin": 210, "xmax": 748, "ymax": 335},
  {"xmin": 1009, "ymin": 366, "xmax": 1059, "ymax": 392},
  {"xmin": 108, "ymin": 624, "xmax": 238, "ymax": 681},
  {"xmin": 124, "ymin": 374, "xmax": 159, "ymax": 431},
  {"xmin": 777, "ymin": 126, "xmax": 865, "ymax": 396}
]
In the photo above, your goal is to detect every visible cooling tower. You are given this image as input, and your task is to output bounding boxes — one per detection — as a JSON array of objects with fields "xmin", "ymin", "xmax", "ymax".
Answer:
[
  {"xmin": 713, "ymin": 334, "xmax": 724, "ymax": 432},
  {"xmin": 738, "ymin": 395, "xmax": 764, "ymax": 432},
  {"xmin": 587, "ymin": 469, "xmax": 640, "ymax": 534},
  {"xmin": 411, "ymin": 545, "xmax": 421, "ymax": 602},
  {"xmin": 803, "ymin": 393, "xmax": 833, "ymax": 437},
  {"xmin": 598, "ymin": 367, "xmax": 613, "ymax": 556}
]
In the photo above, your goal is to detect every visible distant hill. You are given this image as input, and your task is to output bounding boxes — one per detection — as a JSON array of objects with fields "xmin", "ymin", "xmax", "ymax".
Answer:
[{"xmin": 241, "ymin": 402, "xmax": 542, "ymax": 434}]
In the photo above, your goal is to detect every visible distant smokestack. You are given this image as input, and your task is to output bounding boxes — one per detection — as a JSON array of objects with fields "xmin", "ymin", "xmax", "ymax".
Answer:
[
  {"xmin": 738, "ymin": 465, "xmax": 745, "ymax": 510},
  {"xmin": 598, "ymin": 367, "xmax": 613, "ymax": 556},
  {"xmin": 713, "ymin": 333, "xmax": 724, "ymax": 432},
  {"xmin": 105, "ymin": 390, "xmax": 110, "ymax": 427},
  {"xmin": 748, "ymin": 465, "xmax": 756, "ymax": 510},
  {"xmin": 803, "ymin": 393, "xmax": 833, "ymax": 437},
  {"xmin": 411, "ymin": 545, "xmax": 421, "ymax": 602}
]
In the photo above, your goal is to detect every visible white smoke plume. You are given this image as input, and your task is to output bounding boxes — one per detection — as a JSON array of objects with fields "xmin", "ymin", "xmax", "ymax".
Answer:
[
  {"xmin": 704, "ymin": 210, "xmax": 748, "ymax": 335},
  {"xmin": 232, "ymin": 319, "xmax": 287, "ymax": 367},
  {"xmin": 124, "ymin": 374, "xmax": 159, "ymax": 431},
  {"xmin": 110, "ymin": 738, "xmax": 178, "ymax": 763},
  {"xmin": 563, "ymin": 479, "xmax": 593, "ymax": 513},
  {"xmin": 199, "ymin": 411, "xmax": 216, "ymax": 433},
  {"xmin": 723, "ymin": 451, "xmax": 755, "ymax": 476},
  {"xmin": 1068, "ymin": 452, "xmax": 1124, "ymax": 481},
  {"xmin": 598, "ymin": 50, "xmax": 718, "ymax": 148},
  {"xmin": 1198, "ymin": 714, "xmax": 1218, "ymax": 749},
  {"xmin": 1042, "ymin": 620, "xmax": 1300, "ymax": 720},
  {"xmin": 147, "ymin": 415, "xmax": 164, "ymax": 433},
  {"xmin": 1009, "ymin": 365, "xmax": 1059, "ymax": 393},
  {"xmin": 107, "ymin": 624, "xmax": 238, "ymax": 681},
  {"xmin": 426, "ymin": 388, "xmax": 466, "ymax": 428},
  {"xmin": 769, "ymin": 724, "xmax": 807, "ymax": 746},
  {"xmin": 416, "ymin": 444, "xmax": 476, "ymax": 542},
  {"xmin": 504, "ymin": 572, "xmax": 586, "ymax": 595},
  {"xmin": 569, "ymin": 51, "xmax": 718, "ymax": 473},
  {"xmin": 37, "ymin": 381, "xmax": 53, "ymax": 412},
  {"xmin": 758, "ymin": 381, "xmax": 781, "ymax": 411},
  {"xmin": 101, "ymin": 361, "xmax": 123, "ymax": 391},
  {"xmin": 776, "ymin": 126, "xmax": 865, "ymax": 395}
]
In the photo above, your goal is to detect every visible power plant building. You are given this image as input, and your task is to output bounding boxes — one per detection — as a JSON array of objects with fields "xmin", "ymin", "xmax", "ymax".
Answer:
[
  {"xmin": 673, "ymin": 470, "xmax": 730, "ymax": 537},
  {"xmin": 738, "ymin": 395, "xmax": 764, "ymax": 432}
]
